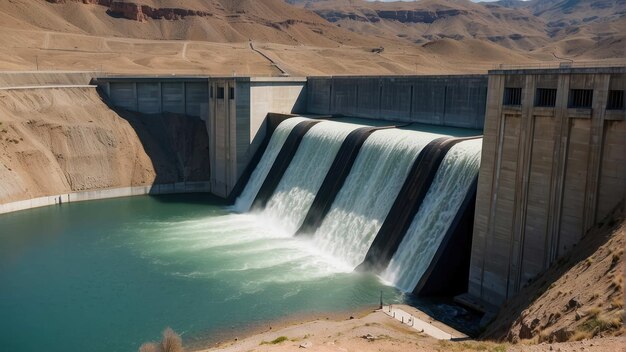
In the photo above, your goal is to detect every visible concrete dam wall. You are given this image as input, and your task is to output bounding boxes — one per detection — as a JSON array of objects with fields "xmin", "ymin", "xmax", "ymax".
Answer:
[
  {"xmin": 233, "ymin": 117, "xmax": 483, "ymax": 295},
  {"xmin": 306, "ymin": 75, "xmax": 488, "ymax": 130},
  {"xmin": 465, "ymin": 67, "xmax": 626, "ymax": 308},
  {"xmin": 96, "ymin": 76, "xmax": 210, "ymax": 118},
  {"xmin": 92, "ymin": 69, "xmax": 625, "ymax": 308}
]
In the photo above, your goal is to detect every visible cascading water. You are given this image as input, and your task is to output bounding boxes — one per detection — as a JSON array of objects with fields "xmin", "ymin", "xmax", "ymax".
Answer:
[
  {"xmin": 382, "ymin": 139, "xmax": 482, "ymax": 292},
  {"xmin": 233, "ymin": 118, "xmax": 482, "ymax": 293},
  {"xmin": 233, "ymin": 117, "xmax": 309, "ymax": 212},
  {"xmin": 261, "ymin": 121, "xmax": 363, "ymax": 233},
  {"xmin": 310, "ymin": 129, "xmax": 443, "ymax": 268}
]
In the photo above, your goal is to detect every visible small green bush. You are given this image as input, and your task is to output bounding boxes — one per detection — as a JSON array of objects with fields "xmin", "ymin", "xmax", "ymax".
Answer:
[{"xmin": 260, "ymin": 336, "xmax": 289, "ymax": 345}]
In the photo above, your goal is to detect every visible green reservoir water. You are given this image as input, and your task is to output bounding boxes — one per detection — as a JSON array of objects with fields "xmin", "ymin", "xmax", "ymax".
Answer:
[{"xmin": 0, "ymin": 194, "xmax": 415, "ymax": 352}]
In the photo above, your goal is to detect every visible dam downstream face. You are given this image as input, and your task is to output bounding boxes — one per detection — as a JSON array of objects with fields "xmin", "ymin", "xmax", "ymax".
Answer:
[
  {"xmin": 0, "ymin": 195, "xmax": 407, "ymax": 352},
  {"xmin": 0, "ymin": 118, "xmax": 483, "ymax": 351}
]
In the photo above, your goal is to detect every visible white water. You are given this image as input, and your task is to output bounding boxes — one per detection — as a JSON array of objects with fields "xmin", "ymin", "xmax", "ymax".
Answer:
[
  {"xmin": 310, "ymin": 129, "xmax": 442, "ymax": 268},
  {"xmin": 233, "ymin": 117, "xmax": 309, "ymax": 212},
  {"xmin": 261, "ymin": 121, "xmax": 363, "ymax": 233},
  {"xmin": 382, "ymin": 139, "xmax": 482, "ymax": 292},
  {"xmin": 134, "ymin": 213, "xmax": 353, "ymax": 289}
]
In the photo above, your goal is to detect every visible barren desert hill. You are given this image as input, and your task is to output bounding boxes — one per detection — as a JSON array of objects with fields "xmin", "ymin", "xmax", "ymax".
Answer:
[
  {"xmin": 3, "ymin": 0, "xmax": 380, "ymax": 46},
  {"xmin": 288, "ymin": 0, "xmax": 626, "ymax": 60},
  {"xmin": 0, "ymin": 0, "xmax": 540, "ymax": 75},
  {"xmin": 289, "ymin": 0, "xmax": 549, "ymax": 44},
  {"xmin": 0, "ymin": 0, "xmax": 623, "ymax": 75}
]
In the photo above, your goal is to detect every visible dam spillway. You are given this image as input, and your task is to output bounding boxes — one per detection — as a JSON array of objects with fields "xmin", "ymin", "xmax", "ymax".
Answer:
[
  {"xmin": 234, "ymin": 117, "xmax": 483, "ymax": 293},
  {"xmin": 383, "ymin": 139, "xmax": 482, "ymax": 292},
  {"xmin": 261, "ymin": 120, "xmax": 365, "ymax": 233},
  {"xmin": 233, "ymin": 117, "xmax": 308, "ymax": 212}
]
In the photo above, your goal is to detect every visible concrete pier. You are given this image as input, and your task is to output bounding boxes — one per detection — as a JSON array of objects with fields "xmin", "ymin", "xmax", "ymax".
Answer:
[
  {"xmin": 94, "ymin": 76, "xmax": 308, "ymax": 198},
  {"xmin": 464, "ymin": 67, "xmax": 626, "ymax": 308}
]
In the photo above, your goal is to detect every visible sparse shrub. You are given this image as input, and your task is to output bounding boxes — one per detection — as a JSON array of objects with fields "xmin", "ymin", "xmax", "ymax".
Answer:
[
  {"xmin": 492, "ymin": 345, "xmax": 507, "ymax": 352},
  {"xmin": 138, "ymin": 327, "xmax": 183, "ymax": 352},
  {"xmin": 579, "ymin": 316, "xmax": 621, "ymax": 336},
  {"xmin": 260, "ymin": 336, "xmax": 288, "ymax": 345},
  {"xmin": 585, "ymin": 258, "xmax": 593, "ymax": 267},
  {"xmin": 570, "ymin": 330, "xmax": 592, "ymax": 341},
  {"xmin": 160, "ymin": 328, "xmax": 183, "ymax": 352}
]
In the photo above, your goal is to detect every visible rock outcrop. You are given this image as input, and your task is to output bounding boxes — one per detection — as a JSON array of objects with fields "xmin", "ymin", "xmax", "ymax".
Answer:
[{"xmin": 46, "ymin": 0, "xmax": 214, "ymax": 22}]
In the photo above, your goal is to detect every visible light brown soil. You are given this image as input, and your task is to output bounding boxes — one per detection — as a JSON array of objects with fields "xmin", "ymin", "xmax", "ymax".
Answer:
[
  {"xmin": 190, "ymin": 307, "xmax": 624, "ymax": 352},
  {"xmin": 0, "ymin": 0, "xmax": 623, "ymax": 76},
  {"xmin": 0, "ymin": 87, "xmax": 209, "ymax": 204}
]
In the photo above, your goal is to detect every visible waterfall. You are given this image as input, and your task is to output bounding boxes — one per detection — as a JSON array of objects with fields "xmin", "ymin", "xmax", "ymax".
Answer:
[
  {"xmin": 382, "ymin": 139, "xmax": 482, "ymax": 292},
  {"xmin": 310, "ymin": 129, "xmax": 442, "ymax": 268},
  {"xmin": 261, "ymin": 121, "xmax": 363, "ymax": 233},
  {"xmin": 232, "ymin": 117, "xmax": 483, "ymax": 295},
  {"xmin": 233, "ymin": 117, "xmax": 309, "ymax": 212}
]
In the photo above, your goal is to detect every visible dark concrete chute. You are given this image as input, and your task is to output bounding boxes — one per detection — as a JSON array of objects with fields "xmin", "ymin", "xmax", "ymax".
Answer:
[
  {"xmin": 251, "ymin": 120, "xmax": 321, "ymax": 210},
  {"xmin": 356, "ymin": 135, "xmax": 481, "ymax": 274},
  {"xmin": 295, "ymin": 125, "xmax": 398, "ymax": 236}
]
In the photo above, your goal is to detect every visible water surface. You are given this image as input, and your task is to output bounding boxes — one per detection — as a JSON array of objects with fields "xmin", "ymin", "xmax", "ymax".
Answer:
[{"xmin": 0, "ymin": 195, "xmax": 408, "ymax": 352}]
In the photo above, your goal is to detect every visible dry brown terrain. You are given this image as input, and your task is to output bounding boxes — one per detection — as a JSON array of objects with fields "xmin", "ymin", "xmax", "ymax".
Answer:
[
  {"xmin": 290, "ymin": 0, "xmax": 626, "ymax": 62},
  {"xmin": 190, "ymin": 309, "xmax": 624, "ymax": 352},
  {"xmin": 0, "ymin": 0, "xmax": 623, "ymax": 76},
  {"xmin": 0, "ymin": 86, "xmax": 209, "ymax": 204}
]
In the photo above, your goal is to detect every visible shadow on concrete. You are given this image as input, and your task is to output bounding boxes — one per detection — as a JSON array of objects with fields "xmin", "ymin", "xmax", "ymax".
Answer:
[{"xmin": 96, "ymin": 87, "xmax": 210, "ymax": 188}]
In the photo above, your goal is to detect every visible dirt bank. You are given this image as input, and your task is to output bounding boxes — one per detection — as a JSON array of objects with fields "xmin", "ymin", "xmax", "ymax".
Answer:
[
  {"xmin": 484, "ymin": 214, "xmax": 625, "ymax": 344},
  {"xmin": 191, "ymin": 306, "xmax": 624, "ymax": 352},
  {"xmin": 0, "ymin": 87, "xmax": 209, "ymax": 204}
]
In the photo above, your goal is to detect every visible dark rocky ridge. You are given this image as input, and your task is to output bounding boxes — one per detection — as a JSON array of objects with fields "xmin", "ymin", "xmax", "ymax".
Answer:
[{"xmin": 46, "ymin": 0, "xmax": 215, "ymax": 21}]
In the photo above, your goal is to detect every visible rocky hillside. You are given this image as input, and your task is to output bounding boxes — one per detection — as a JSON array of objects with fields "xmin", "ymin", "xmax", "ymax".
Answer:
[
  {"xmin": 0, "ymin": 0, "xmax": 622, "ymax": 74},
  {"xmin": 288, "ymin": 0, "xmax": 626, "ymax": 59},
  {"xmin": 483, "ymin": 210, "xmax": 625, "ymax": 344},
  {"xmin": 13, "ymin": 0, "xmax": 376, "ymax": 46}
]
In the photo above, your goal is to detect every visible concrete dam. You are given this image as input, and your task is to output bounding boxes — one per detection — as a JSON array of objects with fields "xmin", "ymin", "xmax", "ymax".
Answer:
[
  {"xmin": 224, "ymin": 117, "xmax": 483, "ymax": 295},
  {"xmin": 88, "ymin": 67, "xmax": 626, "ymax": 309}
]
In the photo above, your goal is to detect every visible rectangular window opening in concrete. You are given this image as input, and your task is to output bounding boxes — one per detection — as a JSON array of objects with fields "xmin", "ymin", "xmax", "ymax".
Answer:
[
  {"xmin": 503, "ymin": 87, "xmax": 522, "ymax": 106},
  {"xmin": 217, "ymin": 87, "xmax": 225, "ymax": 99},
  {"xmin": 535, "ymin": 88, "xmax": 557, "ymax": 107},
  {"xmin": 229, "ymin": 87, "xmax": 235, "ymax": 100},
  {"xmin": 568, "ymin": 89, "xmax": 593, "ymax": 108},
  {"xmin": 210, "ymin": 86, "xmax": 213, "ymax": 98},
  {"xmin": 607, "ymin": 90, "xmax": 624, "ymax": 110}
]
